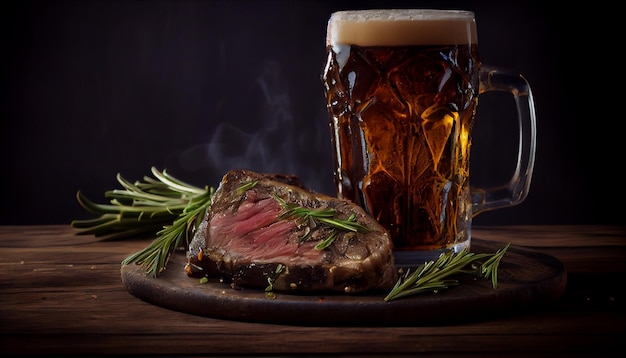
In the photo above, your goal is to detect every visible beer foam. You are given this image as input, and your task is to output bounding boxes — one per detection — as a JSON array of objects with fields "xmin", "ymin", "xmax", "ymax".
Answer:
[{"xmin": 327, "ymin": 9, "xmax": 477, "ymax": 47}]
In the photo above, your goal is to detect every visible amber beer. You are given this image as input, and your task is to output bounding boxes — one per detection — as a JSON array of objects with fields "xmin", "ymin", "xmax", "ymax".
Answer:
[{"xmin": 322, "ymin": 10, "xmax": 481, "ymax": 255}]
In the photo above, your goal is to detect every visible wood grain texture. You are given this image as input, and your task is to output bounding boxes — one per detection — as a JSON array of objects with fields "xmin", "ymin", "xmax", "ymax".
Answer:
[{"xmin": 1, "ymin": 225, "xmax": 625, "ymax": 356}]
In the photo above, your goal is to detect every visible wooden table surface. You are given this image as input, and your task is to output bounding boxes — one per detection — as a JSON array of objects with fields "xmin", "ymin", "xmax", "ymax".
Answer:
[{"xmin": 1, "ymin": 225, "xmax": 625, "ymax": 357}]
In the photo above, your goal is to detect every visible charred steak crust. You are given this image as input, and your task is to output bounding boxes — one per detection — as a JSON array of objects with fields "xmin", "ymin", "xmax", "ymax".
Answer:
[{"xmin": 186, "ymin": 169, "xmax": 397, "ymax": 293}]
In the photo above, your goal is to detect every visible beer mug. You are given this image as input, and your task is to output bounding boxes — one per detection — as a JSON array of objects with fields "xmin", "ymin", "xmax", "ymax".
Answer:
[{"xmin": 321, "ymin": 9, "xmax": 536, "ymax": 264}]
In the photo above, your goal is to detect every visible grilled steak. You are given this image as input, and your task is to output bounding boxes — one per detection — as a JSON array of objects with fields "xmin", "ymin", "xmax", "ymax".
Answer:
[{"xmin": 185, "ymin": 169, "xmax": 397, "ymax": 293}]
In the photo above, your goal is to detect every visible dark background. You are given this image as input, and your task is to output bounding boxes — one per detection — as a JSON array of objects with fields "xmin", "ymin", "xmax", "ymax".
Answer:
[{"xmin": 1, "ymin": 0, "xmax": 622, "ymax": 226}]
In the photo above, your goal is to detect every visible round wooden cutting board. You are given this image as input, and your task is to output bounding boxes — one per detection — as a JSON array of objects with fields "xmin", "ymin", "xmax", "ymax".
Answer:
[{"xmin": 121, "ymin": 239, "xmax": 567, "ymax": 326}]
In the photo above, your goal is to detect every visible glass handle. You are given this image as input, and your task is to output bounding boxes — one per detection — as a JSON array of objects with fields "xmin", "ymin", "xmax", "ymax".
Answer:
[{"xmin": 471, "ymin": 65, "xmax": 537, "ymax": 217}]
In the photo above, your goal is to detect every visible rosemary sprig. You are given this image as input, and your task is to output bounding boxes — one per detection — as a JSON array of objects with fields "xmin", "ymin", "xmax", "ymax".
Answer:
[
  {"xmin": 71, "ymin": 167, "xmax": 214, "ymax": 277},
  {"xmin": 384, "ymin": 243, "xmax": 510, "ymax": 301},
  {"xmin": 273, "ymin": 195, "xmax": 369, "ymax": 249},
  {"xmin": 120, "ymin": 186, "xmax": 214, "ymax": 277}
]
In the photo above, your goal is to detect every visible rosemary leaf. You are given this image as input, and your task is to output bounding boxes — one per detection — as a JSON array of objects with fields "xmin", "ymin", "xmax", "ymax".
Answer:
[
  {"xmin": 236, "ymin": 181, "xmax": 258, "ymax": 195},
  {"xmin": 314, "ymin": 231, "xmax": 339, "ymax": 250},
  {"xmin": 318, "ymin": 214, "xmax": 368, "ymax": 232},
  {"xmin": 151, "ymin": 167, "xmax": 207, "ymax": 195}
]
